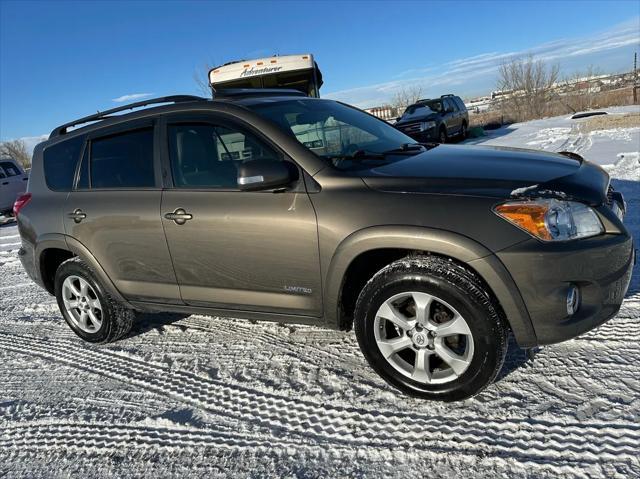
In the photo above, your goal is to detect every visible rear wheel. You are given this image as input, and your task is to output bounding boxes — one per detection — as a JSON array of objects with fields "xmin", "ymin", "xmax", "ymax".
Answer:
[
  {"xmin": 354, "ymin": 256, "xmax": 508, "ymax": 401},
  {"xmin": 460, "ymin": 122, "xmax": 467, "ymax": 139},
  {"xmin": 55, "ymin": 257, "xmax": 134, "ymax": 343}
]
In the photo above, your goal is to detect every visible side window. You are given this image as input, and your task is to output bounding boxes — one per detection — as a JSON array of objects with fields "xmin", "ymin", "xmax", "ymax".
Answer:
[
  {"xmin": 455, "ymin": 97, "xmax": 466, "ymax": 111},
  {"xmin": 0, "ymin": 161, "xmax": 21, "ymax": 177},
  {"xmin": 43, "ymin": 136, "xmax": 84, "ymax": 191},
  {"xmin": 168, "ymin": 123, "xmax": 280, "ymax": 189},
  {"xmin": 444, "ymin": 98, "xmax": 457, "ymax": 112},
  {"xmin": 0, "ymin": 169, "xmax": 6, "ymax": 179},
  {"xmin": 90, "ymin": 128, "xmax": 155, "ymax": 189},
  {"xmin": 77, "ymin": 146, "xmax": 89, "ymax": 189}
]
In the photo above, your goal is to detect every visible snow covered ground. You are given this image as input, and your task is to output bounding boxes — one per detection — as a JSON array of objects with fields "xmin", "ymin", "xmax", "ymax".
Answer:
[{"xmin": 1, "ymin": 111, "xmax": 639, "ymax": 478}]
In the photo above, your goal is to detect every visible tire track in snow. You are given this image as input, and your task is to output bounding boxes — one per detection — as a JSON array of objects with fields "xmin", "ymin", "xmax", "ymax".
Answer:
[
  {"xmin": 1, "ymin": 332, "xmax": 639, "ymax": 466},
  {"xmin": 0, "ymin": 422, "xmax": 309, "ymax": 455}
]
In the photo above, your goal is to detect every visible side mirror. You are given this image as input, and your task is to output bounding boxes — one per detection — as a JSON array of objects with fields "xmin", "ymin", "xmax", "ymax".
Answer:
[{"xmin": 237, "ymin": 159, "xmax": 296, "ymax": 191}]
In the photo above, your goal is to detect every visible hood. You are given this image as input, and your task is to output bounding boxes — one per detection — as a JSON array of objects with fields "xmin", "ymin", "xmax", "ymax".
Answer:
[
  {"xmin": 359, "ymin": 144, "xmax": 610, "ymax": 205},
  {"xmin": 396, "ymin": 112, "xmax": 438, "ymax": 125}
]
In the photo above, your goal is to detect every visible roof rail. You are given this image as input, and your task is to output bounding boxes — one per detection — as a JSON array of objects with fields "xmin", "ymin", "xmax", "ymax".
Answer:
[
  {"xmin": 49, "ymin": 95, "xmax": 206, "ymax": 138},
  {"xmin": 212, "ymin": 88, "xmax": 307, "ymax": 99}
]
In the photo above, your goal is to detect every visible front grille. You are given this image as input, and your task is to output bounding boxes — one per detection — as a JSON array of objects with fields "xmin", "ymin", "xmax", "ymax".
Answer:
[{"xmin": 400, "ymin": 123, "xmax": 422, "ymax": 133}]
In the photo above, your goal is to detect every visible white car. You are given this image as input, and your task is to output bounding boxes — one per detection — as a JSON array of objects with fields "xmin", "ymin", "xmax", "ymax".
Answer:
[{"xmin": 0, "ymin": 158, "xmax": 28, "ymax": 216}]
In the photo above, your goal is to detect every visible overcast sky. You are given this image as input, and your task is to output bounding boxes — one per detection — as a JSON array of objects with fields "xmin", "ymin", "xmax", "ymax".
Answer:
[{"xmin": 1, "ymin": 0, "xmax": 638, "ymax": 144}]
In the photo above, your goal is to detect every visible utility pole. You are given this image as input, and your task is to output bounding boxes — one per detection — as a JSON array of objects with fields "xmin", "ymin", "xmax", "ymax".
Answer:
[{"xmin": 634, "ymin": 52, "xmax": 638, "ymax": 104}]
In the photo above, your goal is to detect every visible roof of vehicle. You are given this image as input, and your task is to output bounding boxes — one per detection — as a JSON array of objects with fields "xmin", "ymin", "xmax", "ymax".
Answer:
[
  {"xmin": 411, "ymin": 94, "xmax": 460, "ymax": 106},
  {"xmin": 209, "ymin": 54, "xmax": 316, "ymax": 85},
  {"xmin": 48, "ymin": 89, "xmax": 311, "ymax": 140}
]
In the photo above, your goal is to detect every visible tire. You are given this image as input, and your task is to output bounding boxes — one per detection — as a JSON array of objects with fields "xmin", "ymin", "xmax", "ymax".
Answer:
[
  {"xmin": 354, "ymin": 255, "xmax": 508, "ymax": 401},
  {"xmin": 460, "ymin": 122, "xmax": 467, "ymax": 139},
  {"xmin": 54, "ymin": 257, "xmax": 134, "ymax": 343},
  {"xmin": 438, "ymin": 127, "xmax": 447, "ymax": 144}
]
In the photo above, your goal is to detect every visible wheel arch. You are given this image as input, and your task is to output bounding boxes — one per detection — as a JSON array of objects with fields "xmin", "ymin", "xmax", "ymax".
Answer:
[
  {"xmin": 34, "ymin": 233, "xmax": 131, "ymax": 307},
  {"xmin": 324, "ymin": 226, "xmax": 537, "ymax": 348}
]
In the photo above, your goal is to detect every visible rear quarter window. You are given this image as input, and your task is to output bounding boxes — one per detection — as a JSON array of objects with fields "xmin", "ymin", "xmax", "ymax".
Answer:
[
  {"xmin": 455, "ymin": 97, "xmax": 467, "ymax": 111},
  {"xmin": 0, "ymin": 161, "xmax": 22, "ymax": 176},
  {"xmin": 90, "ymin": 128, "xmax": 155, "ymax": 189},
  {"xmin": 43, "ymin": 136, "xmax": 84, "ymax": 191}
]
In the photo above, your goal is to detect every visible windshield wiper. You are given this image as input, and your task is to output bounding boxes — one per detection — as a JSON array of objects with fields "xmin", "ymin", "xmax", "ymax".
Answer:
[
  {"xmin": 381, "ymin": 143, "xmax": 427, "ymax": 155},
  {"xmin": 328, "ymin": 144, "xmax": 427, "ymax": 163}
]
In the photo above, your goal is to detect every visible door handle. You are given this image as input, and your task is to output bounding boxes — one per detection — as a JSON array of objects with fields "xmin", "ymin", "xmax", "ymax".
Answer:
[
  {"xmin": 1, "ymin": 182, "xmax": 8, "ymax": 185},
  {"xmin": 68, "ymin": 209, "xmax": 87, "ymax": 223},
  {"xmin": 164, "ymin": 208, "xmax": 193, "ymax": 225}
]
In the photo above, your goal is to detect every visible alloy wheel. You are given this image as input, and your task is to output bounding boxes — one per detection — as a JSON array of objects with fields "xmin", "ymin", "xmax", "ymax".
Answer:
[
  {"xmin": 373, "ymin": 291, "xmax": 474, "ymax": 384},
  {"xmin": 62, "ymin": 275, "xmax": 103, "ymax": 333}
]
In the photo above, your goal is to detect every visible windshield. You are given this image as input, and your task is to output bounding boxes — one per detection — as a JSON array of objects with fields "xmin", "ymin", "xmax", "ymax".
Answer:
[
  {"xmin": 247, "ymin": 99, "xmax": 418, "ymax": 168},
  {"xmin": 400, "ymin": 100, "xmax": 442, "ymax": 121}
]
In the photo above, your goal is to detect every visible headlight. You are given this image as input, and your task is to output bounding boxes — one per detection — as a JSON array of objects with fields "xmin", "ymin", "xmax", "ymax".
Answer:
[
  {"xmin": 420, "ymin": 121, "xmax": 436, "ymax": 131},
  {"xmin": 494, "ymin": 199, "xmax": 604, "ymax": 241}
]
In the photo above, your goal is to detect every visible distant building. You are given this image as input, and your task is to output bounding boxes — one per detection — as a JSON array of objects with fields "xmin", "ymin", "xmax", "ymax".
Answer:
[{"xmin": 364, "ymin": 105, "xmax": 398, "ymax": 121}]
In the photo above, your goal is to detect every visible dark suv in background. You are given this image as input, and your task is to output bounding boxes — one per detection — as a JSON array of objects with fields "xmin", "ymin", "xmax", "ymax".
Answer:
[
  {"xmin": 15, "ymin": 90, "xmax": 633, "ymax": 401},
  {"xmin": 395, "ymin": 94, "xmax": 469, "ymax": 143}
]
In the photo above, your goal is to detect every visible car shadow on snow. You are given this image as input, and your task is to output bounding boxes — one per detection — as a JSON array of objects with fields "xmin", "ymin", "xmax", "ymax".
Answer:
[
  {"xmin": 127, "ymin": 312, "xmax": 193, "ymax": 337},
  {"xmin": 461, "ymin": 125, "xmax": 517, "ymax": 145}
]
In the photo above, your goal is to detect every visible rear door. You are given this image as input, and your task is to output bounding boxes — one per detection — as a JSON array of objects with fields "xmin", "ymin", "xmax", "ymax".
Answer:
[
  {"xmin": 160, "ymin": 113, "xmax": 322, "ymax": 316},
  {"xmin": 443, "ymin": 98, "xmax": 460, "ymax": 135},
  {"xmin": 0, "ymin": 160, "xmax": 27, "ymax": 211},
  {"xmin": 63, "ymin": 121, "xmax": 181, "ymax": 303}
]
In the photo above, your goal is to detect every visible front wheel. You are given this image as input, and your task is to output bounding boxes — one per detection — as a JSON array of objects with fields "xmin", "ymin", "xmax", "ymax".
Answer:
[
  {"xmin": 354, "ymin": 256, "xmax": 508, "ymax": 401},
  {"xmin": 438, "ymin": 128, "xmax": 447, "ymax": 144}
]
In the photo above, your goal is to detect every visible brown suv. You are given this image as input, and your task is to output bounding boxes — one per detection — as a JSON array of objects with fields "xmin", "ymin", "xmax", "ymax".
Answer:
[{"xmin": 16, "ymin": 91, "xmax": 634, "ymax": 401}]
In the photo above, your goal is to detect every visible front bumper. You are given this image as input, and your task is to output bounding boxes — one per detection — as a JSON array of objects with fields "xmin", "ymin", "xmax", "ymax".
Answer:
[
  {"xmin": 497, "ymin": 233, "xmax": 635, "ymax": 345},
  {"xmin": 402, "ymin": 128, "xmax": 438, "ymax": 142}
]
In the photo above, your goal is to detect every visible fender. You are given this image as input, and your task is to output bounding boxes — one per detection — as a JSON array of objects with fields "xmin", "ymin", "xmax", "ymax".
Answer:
[
  {"xmin": 324, "ymin": 225, "xmax": 537, "ymax": 348},
  {"xmin": 34, "ymin": 233, "xmax": 132, "ymax": 307}
]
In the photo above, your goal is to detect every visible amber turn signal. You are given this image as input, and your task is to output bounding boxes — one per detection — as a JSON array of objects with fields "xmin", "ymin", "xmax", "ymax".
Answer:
[{"xmin": 494, "ymin": 202, "xmax": 552, "ymax": 240}]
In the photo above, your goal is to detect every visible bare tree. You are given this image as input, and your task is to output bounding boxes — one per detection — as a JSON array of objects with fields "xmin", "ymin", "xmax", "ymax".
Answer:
[
  {"xmin": 0, "ymin": 139, "xmax": 30, "ymax": 169},
  {"xmin": 193, "ymin": 62, "xmax": 214, "ymax": 97},
  {"xmin": 562, "ymin": 64, "xmax": 603, "ymax": 112},
  {"xmin": 496, "ymin": 55, "xmax": 560, "ymax": 122},
  {"xmin": 391, "ymin": 85, "xmax": 424, "ymax": 113}
]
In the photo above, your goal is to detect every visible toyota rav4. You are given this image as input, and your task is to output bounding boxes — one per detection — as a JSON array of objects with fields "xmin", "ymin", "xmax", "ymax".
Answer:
[{"xmin": 16, "ymin": 90, "xmax": 634, "ymax": 401}]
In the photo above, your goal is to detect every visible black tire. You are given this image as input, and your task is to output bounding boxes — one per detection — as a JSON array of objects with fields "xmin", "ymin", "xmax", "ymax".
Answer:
[
  {"xmin": 460, "ymin": 122, "xmax": 467, "ymax": 139},
  {"xmin": 354, "ymin": 255, "xmax": 508, "ymax": 401},
  {"xmin": 54, "ymin": 257, "xmax": 134, "ymax": 343},
  {"xmin": 438, "ymin": 127, "xmax": 447, "ymax": 144}
]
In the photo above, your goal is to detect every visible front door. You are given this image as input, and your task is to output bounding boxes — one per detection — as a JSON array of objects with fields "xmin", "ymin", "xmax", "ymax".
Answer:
[
  {"xmin": 64, "ymin": 122, "xmax": 181, "ymax": 303},
  {"xmin": 160, "ymin": 116, "xmax": 322, "ymax": 316}
]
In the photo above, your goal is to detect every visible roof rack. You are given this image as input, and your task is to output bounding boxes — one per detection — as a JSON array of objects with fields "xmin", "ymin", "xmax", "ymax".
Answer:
[
  {"xmin": 212, "ymin": 88, "xmax": 307, "ymax": 99},
  {"xmin": 49, "ymin": 95, "xmax": 206, "ymax": 138}
]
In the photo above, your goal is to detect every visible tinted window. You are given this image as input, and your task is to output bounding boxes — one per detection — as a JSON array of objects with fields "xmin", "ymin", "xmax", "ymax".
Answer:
[
  {"xmin": 0, "ymin": 161, "xmax": 21, "ymax": 177},
  {"xmin": 90, "ymin": 128, "xmax": 155, "ymax": 189},
  {"xmin": 168, "ymin": 123, "xmax": 280, "ymax": 189},
  {"xmin": 43, "ymin": 136, "xmax": 84, "ymax": 191},
  {"xmin": 455, "ymin": 97, "xmax": 466, "ymax": 111},
  {"xmin": 444, "ymin": 98, "xmax": 457, "ymax": 112},
  {"xmin": 400, "ymin": 105, "xmax": 435, "ymax": 121},
  {"xmin": 77, "ymin": 147, "xmax": 89, "ymax": 189},
  {"xmin": 0, "ymin": 169, "xmax": 6, "ymax": 179},
  {"xmin": 248, "ymin": 100, "xmax": 415, "ymax": 169}
]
